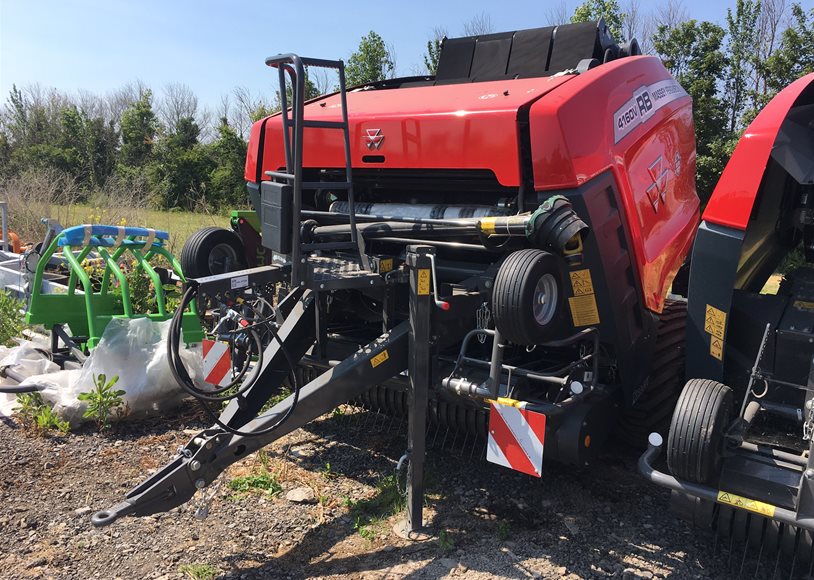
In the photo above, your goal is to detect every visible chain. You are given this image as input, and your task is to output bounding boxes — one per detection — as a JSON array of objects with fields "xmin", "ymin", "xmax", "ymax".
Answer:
[{"xmin": 193, "ymin": 477, "xmax": 223, "ymax": 520}]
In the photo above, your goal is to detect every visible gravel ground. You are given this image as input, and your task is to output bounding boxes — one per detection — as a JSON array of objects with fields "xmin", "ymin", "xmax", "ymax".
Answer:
[{"xmin": 0, "ymin": 402, "xmax": 762, "ymax": 579}]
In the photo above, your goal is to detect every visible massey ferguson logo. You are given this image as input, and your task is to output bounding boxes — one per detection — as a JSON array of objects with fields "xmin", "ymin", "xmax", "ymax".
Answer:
[
  {"xmin": 365, "ymin": 129, "xmax": 384, "ymax": 150},
  {"xmin": 646, "ymin": 155, "xmax": 670, "ymax": 212}
]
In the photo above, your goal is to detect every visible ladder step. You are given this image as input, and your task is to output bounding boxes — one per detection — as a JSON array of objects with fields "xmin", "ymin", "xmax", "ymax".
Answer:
[
  {"xmin": 300, "ymin": 56, "xmax": 344, "ymax": 69},
  {"xmin": 301, "ymin": 181, "xmax": 352, "ymax": 190},
  {"xmin": 303, "ymin": 120, "xmax": 347, "ymax": 129}
]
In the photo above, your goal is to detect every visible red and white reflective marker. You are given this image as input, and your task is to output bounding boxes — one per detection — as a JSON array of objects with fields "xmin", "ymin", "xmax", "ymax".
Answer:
[
  {"xmin": 486, "ymin": 401, "xmax": 546, "ymax": 477},
  {"xmin": 201, "ymin": 339, "xmax": 233, "ymax": 387}
]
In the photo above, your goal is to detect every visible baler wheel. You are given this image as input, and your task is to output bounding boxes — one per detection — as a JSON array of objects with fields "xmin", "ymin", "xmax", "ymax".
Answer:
[
  {"xmin": 180, "ymin": 227, "xmax": 246, "ymax": 279},
  {"xmin": 617, "ymin": 299, "xmax": 687, "ymax": 447},
  {"xmin": 492, "ymin": 249, "xmax": 563, "ymax": 345},
  {"xmin": 667, "ymin": 378, "xmax": 733, "ymax": 484}
]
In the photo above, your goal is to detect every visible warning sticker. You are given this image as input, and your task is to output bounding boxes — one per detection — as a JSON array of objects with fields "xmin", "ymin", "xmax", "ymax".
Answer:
[
  {"xmin": 704, "ymin": 305, "xmax": 727, "ymax": 340},
  {"xmin": 710, "ymin": 336, "xmax": 723, "ymax": 361},
  {"xmin": 569, "ymin": 295, "xmax": 601, "ymax": 326},
  {"xmin": 569, "ymin": 269, "xmax": 595, "ymax": 296},
  {"xmin": 717, "ymin": 490, "xmax": 776, "ymax": 518},
  {"xmin": 794, "ymin": 300, "xmax": 814, "ymax": 311},
  {"xmin": 370, "ymin": 350, "xmax": 390, "ymax": 368},
  {"xmin": 417, "ymin": 269, "xmax": 431, "ymax": 295},
  {"xmin": 378, "ymin": 258, "xmax": 393, "ymax": 273}
]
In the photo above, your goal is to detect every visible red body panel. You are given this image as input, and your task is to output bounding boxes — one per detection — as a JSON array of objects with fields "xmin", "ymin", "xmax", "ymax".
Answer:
[
  {"xmin": 703, "ymin": 72, "xmax": 814, "ymax": 231},
  {"xmin": 528, "ymin": 56, "xmax": 699, "ymax": 312},
  {"xmin": 244, "ymin": 56, "xmax": 700, "ymax": 313},
  {"xmin": 245, "ymin": 76, "xmax": 573, "ymax": 185}
]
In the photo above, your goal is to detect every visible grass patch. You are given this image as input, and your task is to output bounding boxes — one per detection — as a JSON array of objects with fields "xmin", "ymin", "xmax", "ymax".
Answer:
[
  {"xmin": 0, "ymin": 289, "xmax": 25, "ymax": 347},
  {"xmin": 178, "ymin": 563, "xmax": 219, "ymax": 580},
  {"xmin": 348, "ymin": 474, "xmax": 405, "ymax": 540},
  {"xmin": 227, "ymin": 462, "xmax": 282, "ymax": 497}
]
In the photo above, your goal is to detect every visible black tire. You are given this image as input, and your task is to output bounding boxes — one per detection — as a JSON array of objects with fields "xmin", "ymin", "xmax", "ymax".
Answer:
[
  {"xmin": 667, "ymin": 378, "xmax": 733, "ymax": 484},
  {"xmin": 618, "ymin": 299, "xmax": 687, "ymax": 447},
  {"xmin": 492, "ymin": 249, "xmax": 563, "ymax": 345},
  {"xmin": 180, "ymin": 227, "xmax": 246, "ymax": 279}
]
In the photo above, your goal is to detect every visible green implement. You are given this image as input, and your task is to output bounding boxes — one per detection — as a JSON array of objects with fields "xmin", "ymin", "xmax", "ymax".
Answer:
[{"xmin": 26, "ymin": 224, "xmax": 203, "ymax": 349}]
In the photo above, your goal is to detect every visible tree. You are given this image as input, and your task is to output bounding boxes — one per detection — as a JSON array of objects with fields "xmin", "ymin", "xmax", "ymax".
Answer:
[
  {"xmin": 723, "ymin": 0, "xmax": 761, "ymax": 131},
  {"xmin": 762, "ymin": 3, "xmax": 814, "ymax": 94},
  {"xmin": 463, "ymin": 12, "xmax": 494, "ymax": 36},
  {"xmin": 345, "ymin": 31, "xmax": 395, "ymax": 87},
  {"xmin": 148, "ymin": 115, "xmax": 214, "ymax": 209},
  {"xmin": 654, "ymin": 20, "xmax": 729, "ymax": 203},
  {"xmin": 572, "ymin": 0, "xmax": 624, "ymax": 39},
  {"xmin": 424, "ymin": 27, "xmax": 447, "ymax": 75},
  {"xmin": 119, "ymin": 90, "xmax": 158, "ymax": 169},
  {"xmin": 209, "ymin": 118, "xmax": 248, "ymax": 206}
]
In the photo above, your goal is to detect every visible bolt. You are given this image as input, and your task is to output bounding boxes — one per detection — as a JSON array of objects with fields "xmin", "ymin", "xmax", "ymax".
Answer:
[
  {"xmin": 195, "ymin": 479, "xmax": 206, "ymax": 489},
  {"xmin": 485, "ymin": 280, "xmax": 493, "ymax": 289},
  {"xmin": 301, "ymin": 258, "xmax": 306, "ymax": 263},
  {"xmin": 806, "ymin": 469, "xmax": 814, "ymax": 479},
  {"xmin": 190, "ymin": 460, "xmax": 201, "ymax": 471},
  {"xmin": 193, "ymin": 437, "xmax": 204, "ymax": 447},
  {"xmin": 205, "ymin": 442, "xmax": 213, "ymax": 450},
  {"xmin": 320, "ymin": 284, "xmax": 325, "ymax": 289}
]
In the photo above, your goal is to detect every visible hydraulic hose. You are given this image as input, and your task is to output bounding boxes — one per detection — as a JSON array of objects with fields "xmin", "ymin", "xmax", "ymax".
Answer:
[{"xmin": 167, "ymin": 286, "xmax": 302, "ymax": 438}]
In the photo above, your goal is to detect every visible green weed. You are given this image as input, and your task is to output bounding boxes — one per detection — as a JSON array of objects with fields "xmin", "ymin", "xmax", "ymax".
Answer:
[
  {"xmin": 498, "ymin": 520, "xmax": 510, "ymax": 541},
  {"xmin": 347, "ymin": 473, "xmax": 405, "ymax": 540},
  {"xmin": 178, "ymin": 563, "xmax": 218, "ymax": 580},
  {"xmin": 78, "ymin": 373, "xmax": 126, "ymax": 430},
  {"xmin": 0, "ymin": 289, "xmax": 24, "ymax": 346},
  {"xmin": 227, "ymin": 470, "xmax": 282, "ymax": 496},
  {"xmin": 438, "ymin": 529, "xmax": 455, "ymax": 552},
  {"xmin": 14, "ymin": 392, "xmax": 69, "ymax": 435}
]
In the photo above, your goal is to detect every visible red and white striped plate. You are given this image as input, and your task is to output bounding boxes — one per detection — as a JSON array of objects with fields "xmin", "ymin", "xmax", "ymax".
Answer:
[{"xmin": 486, "ymin": 401, "xmax": 546, "ymax": 477}]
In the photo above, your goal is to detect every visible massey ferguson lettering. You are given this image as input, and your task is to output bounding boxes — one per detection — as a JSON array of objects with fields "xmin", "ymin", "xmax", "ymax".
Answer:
[{"xmin": 613, "ymin": 80, "xmax": 688, "ymax": 143}]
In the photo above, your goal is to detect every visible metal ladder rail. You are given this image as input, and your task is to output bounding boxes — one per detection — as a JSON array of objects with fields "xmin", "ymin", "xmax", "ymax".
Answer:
[{"xmin": 265, "ymin": 54, "xmax": 363, "ymax": 286}]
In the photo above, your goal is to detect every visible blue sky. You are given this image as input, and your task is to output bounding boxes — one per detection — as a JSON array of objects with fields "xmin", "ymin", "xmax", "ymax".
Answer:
[{"xmin": 0, "ymin": 0, "xmax": 786, "ymax": 112}]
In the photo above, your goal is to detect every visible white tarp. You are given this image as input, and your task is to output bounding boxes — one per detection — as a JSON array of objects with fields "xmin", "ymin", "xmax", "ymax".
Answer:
[{"xmin": 1, "ymin": 318, "xmax": 203, "ymax": 425}]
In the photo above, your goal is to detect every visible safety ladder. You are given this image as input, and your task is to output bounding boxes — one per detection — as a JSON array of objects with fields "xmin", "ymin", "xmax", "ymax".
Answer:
[{"xmin": 264, "ymin": 54, "xmax": 375, "ymax": 289}]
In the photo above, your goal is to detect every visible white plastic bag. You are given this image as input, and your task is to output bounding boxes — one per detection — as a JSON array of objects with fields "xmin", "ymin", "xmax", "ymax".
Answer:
[
  {"xmin": 0, "ymin": 341, "xmax": 59, "ymax": 379},
  {"xmin": 39, "ymin": 318, "xmax": 203, "ymax": 425}
]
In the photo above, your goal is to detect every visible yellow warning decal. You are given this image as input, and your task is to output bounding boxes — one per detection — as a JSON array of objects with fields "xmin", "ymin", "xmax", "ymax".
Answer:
[
  {"xmin": 710, "ymin": 336, "xmax": 724, "ymax": 360},
  {"xmin": 417, "ymin": 269, "xmax": 431, "ymax": 295},
  {"xmin": 704, "ymin": 304, "xmax": 727, "ymax": 340},
  {"xmin": 717, "ymin": 490, "xmax": 776, "ymax": 518},
  {"xmin": 569, "ymin": 269, "xmax": 595, "ymax": 296},
  {"xmin": 569, "ymin": 295, "xmax": 601, "ymax": 326},
  {"xmin": 370, "ymin": 350, "xmax": 390, "ymax": 368},
  {"xmin": 480, "ymin": 217, "xmax": 497, "ymax": 235},
  {"xmin": 794, "ymin": 300, "xmax": 814, "ymax": 311},
  {"xmin": 379, "ymin": 258, "xmax": 394, "ymax": 274}
]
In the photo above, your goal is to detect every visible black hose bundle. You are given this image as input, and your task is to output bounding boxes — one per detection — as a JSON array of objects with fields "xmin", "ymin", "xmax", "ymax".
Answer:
[{"xmin": 167, "ymin": 286, "xmax": 301, "ymax": 437}]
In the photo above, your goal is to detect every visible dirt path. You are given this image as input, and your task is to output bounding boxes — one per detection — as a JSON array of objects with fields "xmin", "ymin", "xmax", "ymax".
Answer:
[{"xmin": 0, "ymin": 404, "xmax": 741, "ymax": 579}]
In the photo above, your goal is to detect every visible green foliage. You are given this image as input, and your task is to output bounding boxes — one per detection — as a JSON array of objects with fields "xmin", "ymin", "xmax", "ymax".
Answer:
[
  {"xmin": 348, "ymin": 473, "xmax": 405, "ymax": 539},
  {"xmin": 345, "ymin": 31, "xmax": 395, "ymax": 87},
  {"xmin": 724, "ymin": 0, "xmax": 761, "ymax": 131},
  {"xmin": 0, "ymin": 289, "xmax": 24, "ymax": 346},
  {"xmin": 572, "ymin": 0, "xmax": 624, "ymax": 39},
  {"xmin": 227, "ymin": 469, "xmax": 282, "ymax": 496},
  {"xmin": 178, "ymin": 563, "xmax": 219, "ymax": 580},
  {"xmin": 498, "ymin": 520, "xmax": 510, "ymax": 540},
  {"xmin": 762, "ymin": 4, "xmax": 814, "ymax": 96},
  {"xmin": 14, "ymin": 392, "xmax": 70, "ymax": 436},
  {"xmin": 654, "ymin": 19, "xmax": 730, "ymax": 205},
  {"xmin": 119, "ymin": 90, "xmax": 158, "ymax": 169},
  {"xmin": 208, "ymin": 118, "xmax": 248, "ymax": 207},
  {"xmin": 77, "ymin": 374, "xmax": 126, "ymax": 430},
  {"xmin": 438, "ymin": 529, "xmax": 455, "ymax": 552}
]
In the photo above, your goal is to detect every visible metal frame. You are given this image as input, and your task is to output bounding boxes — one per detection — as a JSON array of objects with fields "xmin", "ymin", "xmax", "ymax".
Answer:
[{"xmin": 264, "ymin": 54, "xmax": 362, "ymax": 286}]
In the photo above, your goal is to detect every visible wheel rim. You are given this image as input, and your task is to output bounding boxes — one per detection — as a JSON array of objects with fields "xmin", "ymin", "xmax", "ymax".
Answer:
[
  {"xmin": 207, "ymin": 243, "xmax": 239, "ymax": 274},
  {"xmin": 532, "ymin": 273, "xmax": 558, "ymax": 326}
]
